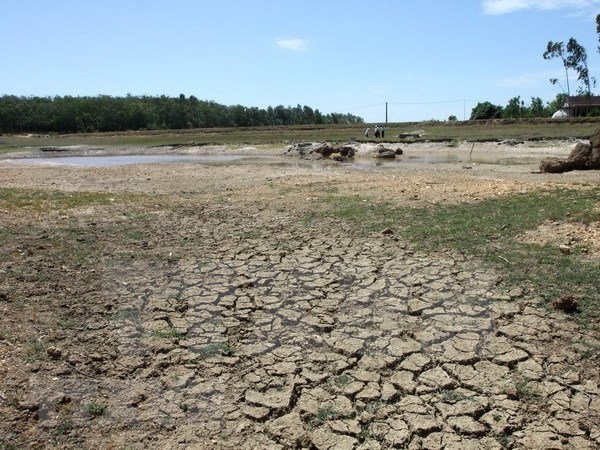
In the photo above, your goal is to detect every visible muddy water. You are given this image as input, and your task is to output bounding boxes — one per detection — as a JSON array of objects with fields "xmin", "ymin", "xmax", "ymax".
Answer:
[{"xmin": 1, "ymin": 149, "xmax": 540, "ymax": 168}]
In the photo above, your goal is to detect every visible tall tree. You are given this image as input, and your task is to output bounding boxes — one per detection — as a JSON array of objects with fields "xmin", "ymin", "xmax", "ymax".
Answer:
[
  {"xmin": 543, "ymin": 41, "xmax": 571, "ymax": 97},
  {"xmin": 566, "ymin": 38, "xmax": 594, "ymax": 96}
]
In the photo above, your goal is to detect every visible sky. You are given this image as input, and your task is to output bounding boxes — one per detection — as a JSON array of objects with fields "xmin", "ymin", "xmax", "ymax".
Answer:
[{"xmin": 3, "ymin": 0, "xmax": 600, "ymax": 123}]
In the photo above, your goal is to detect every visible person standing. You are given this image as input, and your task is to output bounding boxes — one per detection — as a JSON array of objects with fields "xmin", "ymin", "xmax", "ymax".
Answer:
[
  {"xmin": 365, "ymin": 128, "xmax": 369, "ymax": 138},
  {"xmin": 381, "ymin": 126, "xmax": 385, "ymax": 138},
  {"xmin": 374, "ymin": 125, "xmax": 380, "ymax": 138}
]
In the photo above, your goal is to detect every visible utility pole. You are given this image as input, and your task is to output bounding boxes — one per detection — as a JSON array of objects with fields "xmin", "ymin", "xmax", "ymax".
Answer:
[{"xmin": 385, "ymin": 102, "xmax": 388, "ymax": 123}]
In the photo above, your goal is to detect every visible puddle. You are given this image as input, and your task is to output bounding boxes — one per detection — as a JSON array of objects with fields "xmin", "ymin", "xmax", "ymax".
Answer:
[{"xmin": 1, "ymin": 150, "xmax": 542, "ymax": 168}]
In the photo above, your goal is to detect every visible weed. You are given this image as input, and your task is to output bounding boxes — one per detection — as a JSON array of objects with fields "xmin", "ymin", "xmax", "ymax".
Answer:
[
  {"xmin": 437, "ymin": 388, "xmax": 472, "ymax": 403},
  {"xmin": 24, "ymin": 340, "xmax": 48, "ymax": 362},
  {"xmin": 515, "ymin": 380, "xmax": 541, "ymax": 401},
  {"xmin": 53, "ymin": 416, "xmax": 74, "ymax": 435},
  {"xmin": 151, "ymin": 327, "xmax": 185, "ymax": 340},
  {"xmin": 125, "ymin": 212, "xmax": 149, "ymax": 220},
  {"xmin": 193, "ymin": 342, "xmax": 235, "ymax": 360},
  {"xmin": 0, "ymin": 329, "xmax": 10, "ymax": 341},
  {"xmin": 127, "ymin": 231, "xmax": 146, "ymax": 241},
  {"xmin": 330, "ymin": 373, "xmax": 353, "ymax": 388},
  {"xmin": 573, "ymin": 339, "xmax": 600, "ymax": 359},
  {"xmin": 309, "ymin": 404, "xmax": 338, "ymax": 427},
  {"xmin": 109, "ymin": 309, "xmax": 139, "ymax": 321},
  {"xmin": 84, "ymin": 402, "xmax": 107, "ymax": 418}
]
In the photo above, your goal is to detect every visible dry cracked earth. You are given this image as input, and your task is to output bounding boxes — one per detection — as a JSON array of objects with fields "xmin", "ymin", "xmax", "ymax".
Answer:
[{"xmin": 0, "ymin": 141, "xmax": 599, "ymax": 449}]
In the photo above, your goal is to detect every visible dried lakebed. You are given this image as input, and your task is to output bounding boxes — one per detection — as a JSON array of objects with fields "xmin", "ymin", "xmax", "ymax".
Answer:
[{"xmin": 0, "ymin": 141, "xmax": 599, "ymax": 449}]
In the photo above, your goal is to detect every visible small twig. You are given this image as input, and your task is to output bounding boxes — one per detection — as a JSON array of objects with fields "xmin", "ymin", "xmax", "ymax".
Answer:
[
  {"xmin": 64, "ymin": 362, "xmax": 94, "ymax": 378},
  {"xmin": 497, "ymin": 255, "xmax": 510, "ymax": 264}
]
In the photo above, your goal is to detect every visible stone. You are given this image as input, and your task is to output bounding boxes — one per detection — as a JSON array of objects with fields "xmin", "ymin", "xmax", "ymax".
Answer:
[
  {"xmin": 245, "ymin": 386, "xmax": 295, "ymax": 413},
  {"xmin": 447, "ymin": 415, "xmax": 487, "ymax": 435},
  {"xmin": 418, "ymin": 367, "xmax": 454, "ymax": 389},
  {"xmin": 311, "ymin": 428, "xmax": 358, "ymax": 450},
  {"xmin": 390, "ymin": 370, "xmax": 417, "ymax": 393},
  {"xmin": 266, "ymin": 412, "xmax": 310, "ymax": 448}
]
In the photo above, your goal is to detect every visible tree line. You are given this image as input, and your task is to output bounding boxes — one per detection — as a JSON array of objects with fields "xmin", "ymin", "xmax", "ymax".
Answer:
[
  {"xmin": 0, "ymin": 94, "xmax": 364, "ymax": 133},
  {"xmin": 469, "ymin": 94, "xmax": 568, "ymax": 120}
]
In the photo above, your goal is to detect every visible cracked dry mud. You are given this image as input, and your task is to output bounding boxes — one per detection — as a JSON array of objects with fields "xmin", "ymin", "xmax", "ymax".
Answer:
[{"xmin": 0, "ymin": 141, "xmax": 599, "ymax": 449}]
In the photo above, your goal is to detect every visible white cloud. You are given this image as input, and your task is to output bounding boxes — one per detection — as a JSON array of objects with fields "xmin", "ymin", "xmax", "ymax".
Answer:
[
  {"xmin": 275, "ymin": 39, "xmax": 309, "ymax": 52},
  {"xmin": 482, "ymin": 0, "xmax": 600, "ymax": 15}
]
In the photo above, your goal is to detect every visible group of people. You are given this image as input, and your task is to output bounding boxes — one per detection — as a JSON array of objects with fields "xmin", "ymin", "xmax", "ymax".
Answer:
[{"xmin": 365, "ymin": 125, "xmax": 385, "ymax": 139}]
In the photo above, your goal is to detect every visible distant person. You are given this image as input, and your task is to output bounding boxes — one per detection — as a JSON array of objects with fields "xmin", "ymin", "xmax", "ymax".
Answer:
[
  {"xmin": 381, "ymin": 126, "xmax": 385, "ymax": 138},
  {"xmin": 365, "ymin": 128, "xmax": 369, "ymax": 138},
  {"xmin": 374, "ymin": 125, "xmax": 380, "ymax": 138}
]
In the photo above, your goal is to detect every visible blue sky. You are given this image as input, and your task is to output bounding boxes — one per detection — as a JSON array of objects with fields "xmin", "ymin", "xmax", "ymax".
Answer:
[{"xmin": 3, "ymin": 0, "xmax": 600, "ymax": 123}]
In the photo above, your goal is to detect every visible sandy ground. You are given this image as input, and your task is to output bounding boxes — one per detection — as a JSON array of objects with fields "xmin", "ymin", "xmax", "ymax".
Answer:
[{"xmin": 0, "ymin": 140, "xmax": 599, "ymax": 449}]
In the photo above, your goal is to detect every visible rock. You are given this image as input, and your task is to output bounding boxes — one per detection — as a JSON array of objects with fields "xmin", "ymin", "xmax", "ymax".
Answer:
[
  {"xmin": 266, "ymin": 412, "xmax": 310, "ymax": 448},
  {"xmin": 540, "ymin": 132, "xmax": 600, "ymax": 173},
  {"xmin": 245, "ymin": 386, "xmax": 295, "ymax": 413},
  {"xmin": 539, "ymin": 157, "xmax": 574, "ymax": 173},
  {"xmin": 311, "ymin": 428, "xmax": 358, "ymax": 450},
  {"xmin": 447, "ymin": 415, "xmax": 487, "ymax": 435},
  {"xmin": 46, "ymin": 346, "xmax": 62, "ymax": 359}
]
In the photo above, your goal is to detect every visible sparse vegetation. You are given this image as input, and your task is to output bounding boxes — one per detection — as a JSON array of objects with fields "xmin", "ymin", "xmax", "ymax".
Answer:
[
  {"xmin": 322, "ymin": 188, "xmax": 600, "ymax": 328},
  {"xmin": 84, "ymin": 402, "xmax": 107, "ymax": 418}
]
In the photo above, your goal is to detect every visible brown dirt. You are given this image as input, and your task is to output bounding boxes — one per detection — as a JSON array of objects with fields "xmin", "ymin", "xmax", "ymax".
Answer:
[{"xmin": 0, "ymin": 141, "xmax": 599, "ymax": 449}]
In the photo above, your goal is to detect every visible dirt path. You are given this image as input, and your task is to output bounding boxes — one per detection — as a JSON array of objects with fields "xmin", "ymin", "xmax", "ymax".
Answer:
[{"xmin": 0, "ymin": 141, "xmax": 599, "ymax": 449}]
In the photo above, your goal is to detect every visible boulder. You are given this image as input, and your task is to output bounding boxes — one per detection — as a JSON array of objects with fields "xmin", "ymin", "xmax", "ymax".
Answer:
[
  {"xmin": 539, "ymin": 158, "xmax": 575, "ymax": 173},
  {"xmin": 540, "ymin": 130, "xmax": 600, "ymax": 173},
  {"xmin": 285, "ymin": 142, "xmax": 356, "ymax": 160}
]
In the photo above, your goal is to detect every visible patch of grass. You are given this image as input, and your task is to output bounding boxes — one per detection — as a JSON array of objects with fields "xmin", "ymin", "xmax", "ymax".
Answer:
[
  {"xmin": 125, "ymin": 212, "xmax": 149, "ymax": 220},
  {"xmin": 109, "ymin": 309, "xmax": 139, "ymax": 321},
  {"xmin": 309, "ymin": 404, "xmax": 339, "ymax": 427},
  {"xmin": 53, "ymin": 415, "xmax": 74, "ymax": 436},
  {"xmin": 321, "ymin": 188, "xmax": 600, "ymax": 328},
  {"xmin": 573, "ymin": 339, "xmax": 600, "ymax": 359},
  {"xmin": 0, "ymin": 329, "xmax": 12, "ymax": 341},
  {"xmin": 192, "ymin": 342, "xmax": 235, "ymax": 359},
  {"xmin": 330, "ymin": 373, "xmax": 353, "ymax": 389},
  {"xmin": 24, "ymin": 340, "xmax": 48, "ymax": 362},
  {"xmin": 515, "ymin": 379, "xmax": 542, "ymax": 401},
  {"xmin": 127, "ymin": 231, "xmax": 146, "ymax": 241},
  {"xmin": 84, "ymin": 402, "xmax": 107, "ymax": 418},
  {"xmin": 0, "ymin": 187, "xmax": 117, "ymax": 212},
  {"xmin": 437, "ymin": 388, "xmax": 473, "ymax": 403},
  {"xmin": 151, "ymin": 327, "xmax": 185, "ymax": 340}
]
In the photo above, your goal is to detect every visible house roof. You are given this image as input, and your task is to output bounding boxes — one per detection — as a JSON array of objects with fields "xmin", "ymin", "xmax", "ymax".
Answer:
[{"xmin": 564, "ymin": 96, "xmax": 600, "ymax": 107}]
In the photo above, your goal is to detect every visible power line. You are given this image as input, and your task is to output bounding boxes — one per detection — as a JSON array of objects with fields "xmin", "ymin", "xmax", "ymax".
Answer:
[{"xmin": 388, "ymin": 99, "xmax": 475, "ymax": 105}]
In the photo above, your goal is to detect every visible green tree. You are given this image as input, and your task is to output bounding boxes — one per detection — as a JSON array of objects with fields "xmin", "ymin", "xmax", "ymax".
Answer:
[
  {"xmin": 543, "ymin": 41, "xmax": 571, "ymax": 97},
  {"xmin": 504, "ymin": 96, "xmax": 525, "ymax": 118},
  {"xmin": 566, "ymin": 38, "xmax": 594, "ymax": 96},
  {"xmin": 470, "ymin": 101, "xmax": 503, "ymax": 120}
]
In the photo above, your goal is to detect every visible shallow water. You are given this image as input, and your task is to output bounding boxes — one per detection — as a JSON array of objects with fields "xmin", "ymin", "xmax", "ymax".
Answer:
[{"xmin": 1, "ymin": 149, "xmax": 541, "ymax": 168}]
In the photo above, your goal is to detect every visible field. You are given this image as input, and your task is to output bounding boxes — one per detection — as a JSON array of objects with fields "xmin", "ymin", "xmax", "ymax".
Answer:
[{"xmin": 0, "ymin": 121, "xmax": 599, "ymax": 449}]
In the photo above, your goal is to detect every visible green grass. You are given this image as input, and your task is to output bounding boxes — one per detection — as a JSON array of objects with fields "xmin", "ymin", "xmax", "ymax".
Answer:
[
  {"xmin": 84, "ymin": 402, "xmax": 107, "ymax": 418},
  {"xmin": 151, "ymin": 327, "xmax": 185, "ymax": 340},
  {"xmin": 321, "ymin": 187, "xmax": 600, "ymax": 327},
  {"xmin": 192, "ymin": 342, "xmax": 235, "ymax": 360},
  {"xmin": 0, "ymin": 187, "xmax": 117, "ymax": 212},
  {"xmin": 309, "ymin": 404, "xmax": 339, "ymax": 427},
  {"xmin": 24, "ymin": 340, "xmax": 48, "ymax": 362}
]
